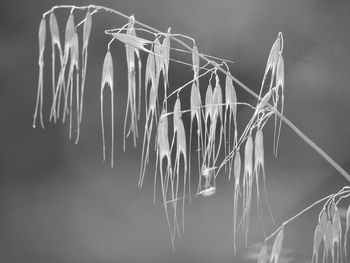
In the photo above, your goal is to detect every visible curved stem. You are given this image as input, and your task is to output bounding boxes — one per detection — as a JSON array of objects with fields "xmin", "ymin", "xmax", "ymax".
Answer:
[{"xmin": 44, "ymin": 5, "xmax": 350, "ymax": 182}]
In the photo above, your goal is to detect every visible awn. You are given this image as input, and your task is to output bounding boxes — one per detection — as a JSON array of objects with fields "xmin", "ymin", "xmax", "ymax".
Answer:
[
  {"xmin": 33, "ymin": 18, "xmax": 46, "ymax": 129},
  {"xmin": 49, "ymin": 12, "xmax": 63, "ymax": 99},
  {"xmin": 155, "ymin": 109, "xmax": 175, "ymax": 249},
  {"xmin": 79, "ymin": 11, "xmax": 92, "ymax": 127}
]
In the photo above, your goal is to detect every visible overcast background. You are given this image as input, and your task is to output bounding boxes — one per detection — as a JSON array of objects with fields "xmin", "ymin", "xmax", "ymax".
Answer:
[{"xmin": 1, "ymin": 0, "xmax": 350, "ymax": 262}]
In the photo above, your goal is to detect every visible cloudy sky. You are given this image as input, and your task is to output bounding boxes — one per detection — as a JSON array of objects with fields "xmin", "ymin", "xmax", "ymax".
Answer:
[{"xmin": 0, "ymin": 0, "xmax": 350, "ymax": 262}]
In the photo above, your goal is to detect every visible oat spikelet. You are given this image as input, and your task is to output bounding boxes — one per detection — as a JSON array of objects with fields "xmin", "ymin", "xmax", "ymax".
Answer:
[
  {"xmin": 211, "ymin": 75, "xmax": 223, "ymax": 163},
  {"xmin": 62, "ymin": 31, "xmax": 80, "ymax": 141},
  {"xmin": 345, "ymin": 205, "xmax": 350, "ymax": 261},
  {"xmin": 257, "ymin": 245, "xmax": 269, "ymax": 263},
  {"xmin": 139, "ymin": 51, "xmax": 158, "ymax": 188},
  {"xmin": 123, "ymin": 17, "xmax": 139, "ymax": 151},
  {"xmin": 233, "ymin": 149, "xmax": 241, "ymax": 255},
  {"xmin": 33, "ymin": 17, "xmax": 46, "ymax": 129},
  {"xmin": 242, "ymin": 134, "xmax": 253, "ymax": 242},
  {"xmin": 49, "ymin": 12, "xmax": 62, "ymax": 98},
  {"xmin": 155, "ymin": 109, "xmax": 174, "ymax": 249},
  {"xmin": 270, "ymin": 228, "xmax": 284, "ymax": 263},
  {"xmin": 332, "ymin": 207, "xmax": 342, "ymax": 263},
  {"xmin": 50, "ymin": 13, "xmax": 75, "ymax": 122},
  {"xmin": 192, "ymin": 43, "xmax": 200, "ymax": 84},
  {"xmin": 273, "ymin": 53, "xmax": 284, "ymax": 157},
  {"xmin": 100, "ymin": 50, "xmax": 114, "ymax": 168},
  {"xmin": 325, "ymin": 220, "xmax": 334, "ymax": 263},
  {"xmin": 312, "ymin": 224, "xmax": 322, "ymax": 263},
  {"xmin": 79, "ymin": 11, "xmax": 92, "ymax": 125},
  {"xmin": 170, "ymin": 97, "xmax": 188, "ymax": 233},
  {"xmin": 224, "ymin": 74, "xmax": 238, "ymax": 174},
  {"xmin": 254, "ymin": 129, "xmax": 274, "ymax": 227},
  {"xmin": 190, "ymin": 82, "xmax": 203, "ymax": 197}
]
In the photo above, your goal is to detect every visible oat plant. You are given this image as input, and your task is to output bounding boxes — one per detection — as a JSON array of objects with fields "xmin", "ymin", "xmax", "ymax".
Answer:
[{"xmin": 33, "ymin": 4, "xmax": 350, "ymax": 262}]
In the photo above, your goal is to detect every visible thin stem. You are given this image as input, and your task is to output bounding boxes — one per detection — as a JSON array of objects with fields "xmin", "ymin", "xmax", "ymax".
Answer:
[{"xmin": 265, "ymin": 193, "xmax": 334, "ymax": 242}]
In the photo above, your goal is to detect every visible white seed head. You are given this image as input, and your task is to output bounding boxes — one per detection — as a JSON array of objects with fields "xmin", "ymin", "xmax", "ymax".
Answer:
[
  {"xmin": 83, "ymin": 11, "xmax": 92, "ymax": 50},
  {"xmin": 38, "ymin": 18, "xmax": 46, "ymax": 56},
  {"xmin": 233, "ymin": 150, "xmax": 241, "ymax": 188},
  {"xmin": 270, "ymin": 228, "xmax": 284, "ymax": 263},
  {"xmin": 49, "ymin": 12, "xmax": 60, "ymax": 46},
  {"xmin": 257, "ymin": 245, "xmax": 269, "ymax": 263}
]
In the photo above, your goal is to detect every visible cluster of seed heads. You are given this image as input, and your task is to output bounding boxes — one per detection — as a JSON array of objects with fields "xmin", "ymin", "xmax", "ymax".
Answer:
[{"xmin": 33, "ymin": 5, "xmax": 350, "ymax": 261}]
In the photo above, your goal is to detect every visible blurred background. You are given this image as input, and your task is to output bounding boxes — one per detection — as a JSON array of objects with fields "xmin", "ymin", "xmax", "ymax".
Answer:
[{"xmin": 1, "ymin": 0, "xmax": 350, "ymax": 262}]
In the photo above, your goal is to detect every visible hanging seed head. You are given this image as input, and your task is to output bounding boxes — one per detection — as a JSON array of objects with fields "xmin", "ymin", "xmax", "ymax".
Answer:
[
  {"xmin": 244, "ymin": 135, "xmax": 254, "ymax": 176},
  {"xmin": 145, "ymin": 52, "xmax": 156, "ymax": 86},
  {"xmin": 190, "ymin": 82, "xmax": 201, "ymax": 120},
  {"xmin": 38, "ymin": 17, "xmax": 46, "ymax": 57},
  {"xmin": 254, "ymin": 130, "xmax": 264, "ymax": 169},
  {"xmin": 325, "ymin": 220, "xmax": 333, "ymax": 253},
  {"xmin": 162, "ymin": 27, "xmax": 171, "ymax": 74},
  {"xmin": 312, "ymin": 224, "xmax": 323, "ymax": 260},
  {"xmin": 212, "ymin": 79, "xmax": 223, "ymax": 121},
  {"xmin": 319, "ymin": 210, "xmax": 328, "ymax": 242},
  {"xmin": 270, "ymin": 228, "xmax": 284, "ymax": 263},
  {"xmin": 346, "ymin": 205, "xmax": 350, "ymax": 233},
  {"xmin": 65, "ymin": 13, "xmax": 75, "ymax": 47},
  {"xmin": 83, "ymin": 11, "xmax": 92, "ymax": 50},
  {"xmin": 205, "ymin": 84, "xmax": 213, "ymax": 121},
  {"xmin": 233, "ymin": 150, "xmax": 241, "ymax": 187},
  {"xmin": 154, "ymin": 38, "xmax": 162, "ymax": 77},
  {"xmin": 264, "ymin": 33, "xmax": 282, "ymax": 77},
  {"xmin": 257, "ymin": 245, "xmax": 269, "ymax": 263},
  {"xmin": 225, "ymin": 75, "xmax": 237, "ymax": 116},
  {"xmin": 102, "ymin": 51, "xmax": 114, "ymax": 88},
  {"xmin": 49, "ymin": 12, "xmax": 60, "ymax": 46},
  {"xmin": 157, "ymin": 110, "xmax": 170, "ymax": 157},
  {"xmin": 330, "ymin": 201, "xmax": 336, "ymax": 219},
  {"xmin": 71, "ymin": 32, "xmax": 79, "ymax": 68},
  {"xmin": 276, "ymin": 54, "xmax": 284, "ymax": 90},
  {"xmin": 332, "ymin": 209, "xmax": 341, "ymax": 244},
  {"xmin": 192, "ymin": 44, "xmax": 200, "ymax": 80}
]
